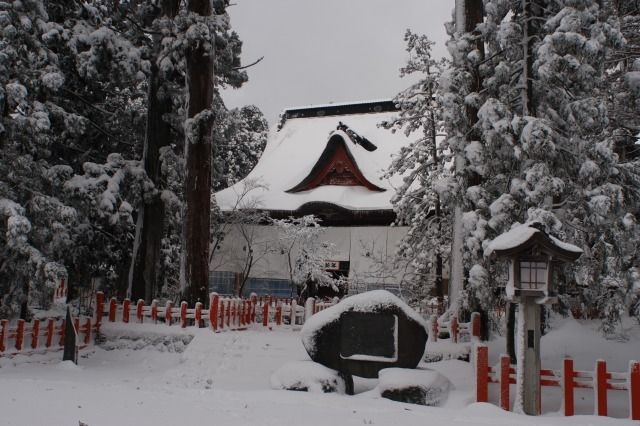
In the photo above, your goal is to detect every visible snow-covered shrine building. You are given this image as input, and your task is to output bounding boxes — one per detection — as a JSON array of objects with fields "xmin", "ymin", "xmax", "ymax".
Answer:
[{"xmin": 212, "ymin": 100, "xmax": 417, "ymax": 297}]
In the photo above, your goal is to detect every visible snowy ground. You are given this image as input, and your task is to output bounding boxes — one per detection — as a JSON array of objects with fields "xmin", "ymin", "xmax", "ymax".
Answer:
[{"xmin": 0, "ymin": 318, "xmax": 637, "ymax": 426}]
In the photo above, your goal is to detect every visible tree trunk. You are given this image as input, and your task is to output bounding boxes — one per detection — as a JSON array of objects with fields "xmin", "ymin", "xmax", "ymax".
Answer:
[
  {"xmin": 181, "ymin": 0, "xmax": 215, "ymax": 306},
  {"xmin": 522, "ymin": 0, "xmax": 537, "ymax": 117},
  {"xmin": 429, "ymin": 108, "xmax": 444, "ymax": 313},
  {"xmin": 129, "ymin": 63, "xmax": 172, "ymax": 302},
  {"xmin": 19, "ymin": 275, "xmax": 29, "ymax": 321},
  {"xmin": 128, "ymin": 0, "xmax": 179, "ymax": 302},
  {"xmin": 237, "ymin": 259, "xmax": 252, "ymax": 297},
  {"xmin": 450, "ymin": 0, "xmax": 484, "ymax": 311}
]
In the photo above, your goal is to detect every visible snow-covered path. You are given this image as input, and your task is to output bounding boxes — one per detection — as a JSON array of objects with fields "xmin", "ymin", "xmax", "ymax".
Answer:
[{"xmin": 0, "ymin": 323, "xmax": 635, "ymax": 426}]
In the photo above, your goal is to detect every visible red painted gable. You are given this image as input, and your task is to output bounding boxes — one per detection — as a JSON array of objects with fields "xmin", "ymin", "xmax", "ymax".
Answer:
[{"xmin": 287, "ymin": 134, "xmax": 385, "ymax": 193}]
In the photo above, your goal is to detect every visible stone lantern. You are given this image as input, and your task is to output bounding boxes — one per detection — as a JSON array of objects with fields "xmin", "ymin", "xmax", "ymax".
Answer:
[{"xmin": 486, "ymin": 223, "xmax": 582, "ymax": 415}]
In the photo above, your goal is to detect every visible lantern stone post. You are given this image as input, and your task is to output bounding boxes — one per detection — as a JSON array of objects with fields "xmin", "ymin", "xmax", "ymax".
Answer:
[{"xmin": 486, "ymin": 223, "xmax": 582, "ymax": 415}]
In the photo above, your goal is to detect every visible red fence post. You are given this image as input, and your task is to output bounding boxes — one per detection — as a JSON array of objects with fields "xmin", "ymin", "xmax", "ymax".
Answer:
[
  {"xmin": 231, "ymin": 300, "xmax": 237, "ymax": 328},
  {"xmin": 451, "ymin": 316, "xmax": 459, "ymax": 344},
  {"xmin": 45, "ymin": 319, "xmax": 54, "ymax": 348},
  {"xmin": 210, "ymin": 293, "xmax": 219, "ymax": 331},
  {"xmin": 220, "ymin": 300, "xmax": 226, "ymax": 329},
  {"xmin": 151, "ymin": 300, "xmax": 158, "ymax": 323},
  {"xmin": 263, "ymin": 301, "xmax": 269, "ymax": 327},
  {"xmin": 15, "ymin": 319, "xmax": 25, "ymax": 351},
  {"xmin": 165, "ymin": 301, "xmax": 173, "ymax": 326},
  {"xmin": 476, "ymin": 345, "xmax": 489, "ymax": 403},
  {"xmin": 180, "ymin": 301, "xmax": 188, "ymax": 328},
  {"xmin": 122, "ymin": 299, "xmax": 130, "ymax": 323},
  {"xmin": 58, "ymin": 319, "xmax": 65, "ymax": 347},
  {"xmin": 430, "ymin": 315, "xmax": 438, "ymax": 342},
  {"xmin": 83, "ymin": 317, "xmax": 91, "ymax": 345},
  {"xmin": 500, "ymin": 354, "xmax": 510, "ymax": 410},
  {"xmin": 108, "ymin": 298, "xmax": 117, "ymax": 322},
  {"xmin": 0, "ymin": 319, "xmax": 7, "ymax": 352},
  {"xmin": 471, "ymin": 312, "xmax": 481, "ymax": 340},
  {"xmin": 563, "ymin": 358, "xmax": 575, "ymax": 416},
  {"xmin": 31, "ymin": 319, "xmax": 40, "ymax": 350},
  {"xmin": 95, "ymin": 292, "xmax": 104, "ymax": 330},
  {"xmin": 136, "ymin": 300, "xmax": 144, "ymax": 323},
  {"xmin": 595, "ymin": 359, "xmax": 608, "ymax": 416},
  {"xmin": 56, "ymin": 278, "xmax": 66, "ymax": 300},
  {"xmin": 275, "ymin": 304, "xmax": 282, "ymax": 326},
  {"xmin": 630, "ymin": 361, "xmax": 640, "ymax": 420},
  {"xmin": 195, "ymin": 302, "xmax": 203, "ymax": 327}
]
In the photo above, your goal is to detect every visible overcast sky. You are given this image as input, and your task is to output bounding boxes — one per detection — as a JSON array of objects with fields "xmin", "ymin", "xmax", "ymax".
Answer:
[{"xmin": 221, "ymin": 1, "xmax": 453, "ymax": 124}]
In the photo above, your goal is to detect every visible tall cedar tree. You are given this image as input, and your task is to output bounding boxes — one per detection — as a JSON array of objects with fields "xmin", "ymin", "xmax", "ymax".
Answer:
[
  {"xmin": 180, "ymin": 0, "xmax": 217, "ymax": 306},
  {"xmin": 383, "ymin": 31, "xmax": 450, "ymax": 308},
  {"xmin": 450, "ymin": 0, "xmax": 639, "ymax": 335},
  {"xmin": 0, "ymin": 0, "xmax": 150, "ymax": 317}
]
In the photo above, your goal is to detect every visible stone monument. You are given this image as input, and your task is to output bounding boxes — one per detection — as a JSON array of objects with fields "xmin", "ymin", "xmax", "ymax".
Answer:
[{"xmin": 301, "ymin": 290, "xmax": 428, "ymax": 393}]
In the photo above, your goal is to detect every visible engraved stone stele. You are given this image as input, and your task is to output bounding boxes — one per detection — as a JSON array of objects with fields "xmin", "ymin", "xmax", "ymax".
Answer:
[{"xmin": 301, "ymin": 290, "xmax": 428, "ymax": 380}]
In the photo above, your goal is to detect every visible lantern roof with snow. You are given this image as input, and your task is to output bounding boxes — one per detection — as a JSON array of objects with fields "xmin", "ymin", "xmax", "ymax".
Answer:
[
  {"xmin": 485, "ymin": 223, "xmax": 582, "ymax": 302},
  {"xmin": 485, "ymin": 223, "xmax": 582, "ymax": 262},
  {"xmin": 215, "ymin": 100, "xmax": 415, "ymax": 225}
]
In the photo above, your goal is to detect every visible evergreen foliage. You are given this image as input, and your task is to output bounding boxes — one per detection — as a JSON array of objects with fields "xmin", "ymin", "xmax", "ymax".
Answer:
[
  {"xmin": 0, "ymin": 0, "xmax": 266, "ymax": 317},
  {"xmin": 383, "ymin": 31, "xmax": 451, "ymax": 306},
  {"xmin": 391, "ymin": 0, "xmax": 640, "ymax": 334}
]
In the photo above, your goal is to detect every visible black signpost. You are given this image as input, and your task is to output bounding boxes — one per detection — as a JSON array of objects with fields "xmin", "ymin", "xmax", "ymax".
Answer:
[{"xmin": 62, "ymin": 306, "xmax": 78, "ymax": 364}]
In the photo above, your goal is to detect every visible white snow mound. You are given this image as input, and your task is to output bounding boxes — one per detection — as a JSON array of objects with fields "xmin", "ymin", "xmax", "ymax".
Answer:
[
  {"xmin": 270, "ymin": 361, "xmax": 346, "ymax": 394},
  {"xmin": 377, "ymin": 368, "xmax": 451, "ymax": 406}
]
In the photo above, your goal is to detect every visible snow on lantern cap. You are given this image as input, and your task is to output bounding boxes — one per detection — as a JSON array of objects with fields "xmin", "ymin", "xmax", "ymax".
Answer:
[
  {"xmin": 484, "ymin": 222, "xmax": 582, "ymax": 262},
  {"xmin": 485, "ymin": 222, "xmax": 582, "ymax": 303}
]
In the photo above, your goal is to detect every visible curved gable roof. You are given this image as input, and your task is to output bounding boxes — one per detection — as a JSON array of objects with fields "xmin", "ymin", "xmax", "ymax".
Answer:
[
  {"xmin": 286, "ymin": 133, "xmax": 386, "ymax": 193},
  {"xmin": 215, "ymin": 101, "xmax": 415, "ymax": 213}
]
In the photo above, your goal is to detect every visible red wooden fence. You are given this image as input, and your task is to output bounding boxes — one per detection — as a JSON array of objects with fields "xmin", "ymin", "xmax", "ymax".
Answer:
[
  {"xmin": 95, "ymin": 293, "xmax": 481, "ymax": 342},
  {"xmin": 1, "ymin": 293, "xmax": 481, "ymax": 357},
  {"xmin": 429, "ymin": 312, "xmax": 481, "ymax": 343},
  {"xmin": 53, "ymin": 278, "xmax": 67, "ymax": 301},
  {"xmin": 94, "ymin": 293, "xmax": 336, "ymax": 332},
  {"xmin": 474, "ymin": 345, "xmax": 640, "ymax": 420},
  {"xmin": 0, "ymin": 316, "xmax": 93, "ymax": 357}
]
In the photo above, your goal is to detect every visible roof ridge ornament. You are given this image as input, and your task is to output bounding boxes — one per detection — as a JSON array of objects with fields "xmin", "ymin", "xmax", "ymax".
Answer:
[{"xmin": 337, "ymin": 122, "xmax": 378, "ymax": 152}]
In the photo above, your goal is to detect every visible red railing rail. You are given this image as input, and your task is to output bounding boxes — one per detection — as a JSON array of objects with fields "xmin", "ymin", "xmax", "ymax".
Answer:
[{"xmin": 474, "ymin": 344, "xmax": 640, "ymax": 420}]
